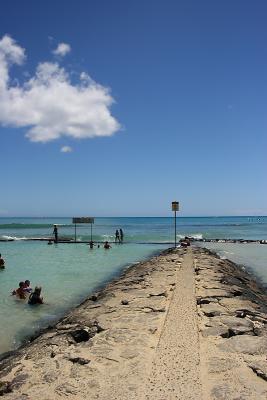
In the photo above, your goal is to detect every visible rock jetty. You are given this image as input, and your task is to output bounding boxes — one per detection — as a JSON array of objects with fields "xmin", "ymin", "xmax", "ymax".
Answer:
[{"xmin": 0, "ymin": 246, "xmax": 267, "ymax": 399}]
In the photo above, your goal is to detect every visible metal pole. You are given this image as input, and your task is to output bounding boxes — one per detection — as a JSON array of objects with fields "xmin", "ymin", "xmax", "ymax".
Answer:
[
  {"xmin": 90, "ymin": 223, "xmax": 92, "ymax": 242},
  {"xmin": 174, "ymin": 210, "xmax": 177, "ymax": 247},
  {"xmin": 75, "ymin": 223, "xmax": 77, "ymax": 242}
]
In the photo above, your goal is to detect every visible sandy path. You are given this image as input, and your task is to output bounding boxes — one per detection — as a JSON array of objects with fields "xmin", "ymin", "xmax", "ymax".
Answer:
[
  {"xmin": 2, "ymin": 247, "xmax": 267, "ymax": 399},
  {"xmin": 144, "ymin": 249, "xmax": 201, "ymax": 400}
]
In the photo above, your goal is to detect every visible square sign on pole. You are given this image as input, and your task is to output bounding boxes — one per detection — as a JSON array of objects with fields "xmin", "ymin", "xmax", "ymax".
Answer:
[
  {"xmin": 171, "ymin": 202, "xmax": 179, "ymax": 247},
  {"xmin": 172, "ymin": 201, "xmax": 179, "ymax": 211}
]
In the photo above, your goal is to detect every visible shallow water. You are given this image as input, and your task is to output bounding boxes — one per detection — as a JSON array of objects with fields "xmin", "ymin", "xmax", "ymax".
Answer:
[
  {"xmin": 0, "ymin": 241, "xmax": 167, "ymax": 353},
  {"xmin": 0, "ymin": 216, "xmax": 266, "ymax": 354},
  {"xmin": 198, "ymin": 242, "xmax": 267, "ymax": 286}
]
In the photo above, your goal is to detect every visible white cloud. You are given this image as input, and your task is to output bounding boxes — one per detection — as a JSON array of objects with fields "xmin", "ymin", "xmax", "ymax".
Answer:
[
  {"xmin": 53, "ymin": 42, "xmax": 71, "ymax": 57},
  {"xmin": 61, "ymin": 145, "xmax": 72, "ymax": 153},
  {"xmin": 0, "ymin": 35, "xmax": 120, "ymax": 143}
]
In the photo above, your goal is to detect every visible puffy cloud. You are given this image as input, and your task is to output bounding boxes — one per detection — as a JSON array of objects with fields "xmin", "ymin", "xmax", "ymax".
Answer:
[
  {"xmin": 0, "ymin": 35, "xmax": 120, "ymax": 143},
  {"xmin": 61, "ymin": 145, "xmax": 72, "ymax": 153},
  {"xmin": 53, "ymin": 42, "xmax": 71, "ymax": 57}
]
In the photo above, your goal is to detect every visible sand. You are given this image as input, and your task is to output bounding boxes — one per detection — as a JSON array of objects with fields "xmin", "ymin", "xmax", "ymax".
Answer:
[{"xmin": 0, "ymin": 246, "xmax": 267, "ymax": 399}]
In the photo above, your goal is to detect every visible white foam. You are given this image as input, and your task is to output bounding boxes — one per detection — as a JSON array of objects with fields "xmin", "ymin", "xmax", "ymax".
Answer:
[
  {"xmin": 177, "ymin": 233, "xmax": 203, "ymax": 240},
  {"xmin": 1, "ymin": 235, "xmax": 27, "ymax": 241}
]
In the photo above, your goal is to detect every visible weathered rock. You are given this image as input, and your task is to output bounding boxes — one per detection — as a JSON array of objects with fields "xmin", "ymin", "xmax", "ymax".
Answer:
[
  {"xmin": 211, "ymin": 383, "xmax": 232, "ymax": 399},
  {"xmin": 202, "ymin": 326, "xmax": 229, "ymax": 337},
  {"xmin": 248, "ymin": 361, "xmax": 267, "ymax": 381},
  {"xmin": 197, "ymin": 297, "xmax": 219, "ymax": 305},
  {"xmin": 43, "ymin": 371, "xmax": 59, "ymax": 383},
  {"xmin": 55, "ymin": 383, "xmax": 79, "ymax": 395},
  {"xmin": 200, "ymin": 303, "xmax": 226, "ymax": 317},
  {"xmin": 120, "ymin": 349, "xmax": 139, "ymax": 359},
  {"xmin": 208, "ymin": 357, "xmax": 240, "ymax": 373},
  {"xmin": 218, "ymin": 335, "xmax": 267, "ymax": 355},
  {"xmin": 149, "ymin": 290, "xmax": 168, "ymax": 297},
  {"xmin": 219, "ymin": 316, "xmax": 254, "ymax": 335},
  {"xmin": 9, "ymin": 374, "xmax": 29, "ymax": 390}
]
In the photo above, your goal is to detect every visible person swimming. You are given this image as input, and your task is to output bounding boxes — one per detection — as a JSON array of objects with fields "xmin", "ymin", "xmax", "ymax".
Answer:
[
  {"xmin": 103, "ymin": 241, "xmax": 111, "ymax": 249},
  {"xmin": 12, "ymin": 282, "xmax": 27, "ymax": 300},
  {"xmin": 28, "ymin": 286, "xmax": 43, "ymax": 305},
  {"xmin": 23, "ymin": 280, "xmax": 32, "ymax": 293}
]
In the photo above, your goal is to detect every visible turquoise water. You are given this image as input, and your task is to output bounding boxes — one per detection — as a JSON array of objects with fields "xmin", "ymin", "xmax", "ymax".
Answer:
[
  {"xmin": 1, "ymin": 216, "xmax": 267, "ymax": 242},
  {"xmin": 197, "ymin": 242, "xmax": 267, "ymax": 287},
  {"xmin": 0, "ymin": 216, "xmax": 267, "ymax": 354}
]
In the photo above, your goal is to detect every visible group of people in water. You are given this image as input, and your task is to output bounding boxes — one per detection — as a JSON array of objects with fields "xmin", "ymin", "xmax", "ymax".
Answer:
[
  {"xmin": 115, "ymin": 228, "xmax": 124, "ymax": 243},
  {"xmin": 1, "ymin": 254, "xmax": 43, "ymax": 305},
  {"xmin": 87, "ymin": 228, "xmax": 124, "ymax": 249},
  {"xmin": 11, "ymin": 280, "xmax": 43, "ymax": 305}
]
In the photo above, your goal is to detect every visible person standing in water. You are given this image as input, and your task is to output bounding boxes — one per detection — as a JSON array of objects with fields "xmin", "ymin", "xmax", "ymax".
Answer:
[
  {"xmin": 115, "ymin": 230, "xmax": 120, "ymax": 243},
  {"xmin": 0, "ymin": 254, "xmax": 5, "ymax": 269},
  {"xmin": 53, "ymin": 225, "xmax": 58, "ymax": 243},
  {"xmin": 119, "ymin": 228, "xmax": 124, "ymax": 243}
]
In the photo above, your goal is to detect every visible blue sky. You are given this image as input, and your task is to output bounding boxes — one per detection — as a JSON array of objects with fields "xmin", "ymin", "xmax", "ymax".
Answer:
[{"xmin": 0, "ymin": 0, "xmax": 266, "ymax": 217}]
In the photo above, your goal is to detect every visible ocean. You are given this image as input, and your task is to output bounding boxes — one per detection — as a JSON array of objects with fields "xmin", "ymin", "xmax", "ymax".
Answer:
[{"xmin": 0, "ymin": 216, "xmax": 267, "ymax": 354}]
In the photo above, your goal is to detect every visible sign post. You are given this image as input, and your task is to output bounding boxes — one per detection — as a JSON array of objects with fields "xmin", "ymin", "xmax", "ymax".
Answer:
[
  {"xmin": 171, "ymin": 201, "xmax": 179, "ymax": 247},
  {"xmin": 72, "ymin": 217, "xmax": 95, "ymax": 242}
]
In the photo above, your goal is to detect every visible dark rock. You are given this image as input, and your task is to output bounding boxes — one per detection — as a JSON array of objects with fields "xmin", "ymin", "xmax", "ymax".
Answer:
[
  {"xmin": 121, "ymin": 300, "xmax": 129, "ymax": 305},
  {"xmin": 197, "ymin": 297, "xmax": 219, "ymax": 305},
  {"xmin": 0, "ymin": 381, "xmax": 12, "ymax": 395},
  {"xmin": 236, "ymin": 311, "xmax": 246, "ymax": 318},
  {"xmin": 89, "ymin": 295, "xmax": 98, "ymax": 302},
  {"xmin": 70, "ymin": 329, "xmax": 90, "ymax": 343},
  {"xmin": 69, "ymin": 357, "xmax": 90, "ymax": 365}
]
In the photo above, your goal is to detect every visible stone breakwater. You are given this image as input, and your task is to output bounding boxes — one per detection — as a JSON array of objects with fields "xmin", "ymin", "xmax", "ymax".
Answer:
[
  {"xmin": 0, "ymin": 247, "xmax": 267, "ymax": 399},
  {"xmin": 195, "ymin": 247, "xmax": 267, "ymax": 399}
]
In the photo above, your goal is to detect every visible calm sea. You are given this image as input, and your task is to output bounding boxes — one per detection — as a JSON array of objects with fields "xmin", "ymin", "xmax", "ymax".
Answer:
[{"xmin": 0, "ymin": 216, "xmax": 266, "ymax": 354}]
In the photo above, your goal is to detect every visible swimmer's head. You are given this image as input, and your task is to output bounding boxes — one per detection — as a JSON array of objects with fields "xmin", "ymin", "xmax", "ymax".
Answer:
[{"xmin": 34, "ymin": 286, "xmax": 42, "ymax": 294}]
